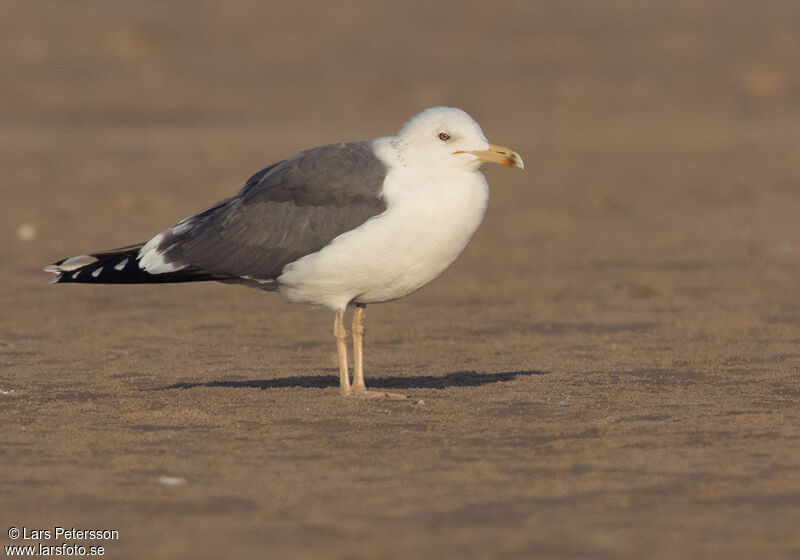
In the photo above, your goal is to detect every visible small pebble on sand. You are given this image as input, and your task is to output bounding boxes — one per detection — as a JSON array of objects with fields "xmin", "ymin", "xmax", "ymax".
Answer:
[
  {"xmin": 157, "ymin": 476, "xmax": 187, "ymax": 486},
  {"xmin": 16, "ymin": 224, "xmax": 37, "ymax": 242}
]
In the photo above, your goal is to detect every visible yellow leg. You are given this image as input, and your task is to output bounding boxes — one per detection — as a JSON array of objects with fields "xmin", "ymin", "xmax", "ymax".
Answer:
[
  {"xmin": 350, "ymin": 303, "xmax": 409, "ymax": 400},
  {"xmin": 334, "ymin": 309, "xmax": 351, "ymax": 396},
  {"xmin": 352, "ymin": 303, "xmax": 367, "ymax": 391}
]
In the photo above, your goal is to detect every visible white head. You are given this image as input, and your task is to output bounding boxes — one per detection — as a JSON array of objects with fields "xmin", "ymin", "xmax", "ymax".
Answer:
[{"xmin": 394, "ymin": 106, "xmax": 524, "ymax": 173}]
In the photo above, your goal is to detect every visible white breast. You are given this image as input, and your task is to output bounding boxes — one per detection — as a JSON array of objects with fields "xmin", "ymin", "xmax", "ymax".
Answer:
[{"xmin": 277, "ymin": 141, "xmax": 489, "ymax": 310}]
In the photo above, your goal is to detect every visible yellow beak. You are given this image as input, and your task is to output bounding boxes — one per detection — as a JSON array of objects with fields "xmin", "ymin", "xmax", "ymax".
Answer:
[{"xmin": 457, "ymin": 143, "xmax": 524, "ymax": 169}]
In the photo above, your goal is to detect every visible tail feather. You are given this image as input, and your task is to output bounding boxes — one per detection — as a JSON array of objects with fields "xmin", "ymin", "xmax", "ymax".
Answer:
[{"xmin": 45, "ymin": 244, "xmax": 228, "ymax": 285}]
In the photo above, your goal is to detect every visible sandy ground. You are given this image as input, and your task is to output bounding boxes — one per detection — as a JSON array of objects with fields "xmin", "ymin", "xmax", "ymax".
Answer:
[{"xmin": 1, "ymin": 2, "xmax": 799, "ymax": 559}]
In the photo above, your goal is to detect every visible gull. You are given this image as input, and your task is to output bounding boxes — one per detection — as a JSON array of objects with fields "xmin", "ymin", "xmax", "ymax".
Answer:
[{"xmin": 45, "ymin": 106, "xmax": 524, "ymax": 398}]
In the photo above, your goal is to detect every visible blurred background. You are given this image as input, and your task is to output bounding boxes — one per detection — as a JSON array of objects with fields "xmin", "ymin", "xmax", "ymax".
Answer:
[
  {"xmin": 3, "ymin": 1, "xmax": 798, "ymax": 274},
  {"xmin": 1, "ymin": 2, "xmax": 799, "ymax": 559}
]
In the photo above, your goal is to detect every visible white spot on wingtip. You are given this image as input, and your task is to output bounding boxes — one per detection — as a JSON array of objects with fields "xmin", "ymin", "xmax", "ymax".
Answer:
[
  {"xmin": 91, "ymin": 267, "xmax": 103, "ymax": 278},
  {"xmin": 58, "ymin": 255, "xmax": 98, "ymax": 271},
  {"xmin": 139, "ymin": 232, "xmax": 187, "ymax": 274},
  {"xmin": 138, "ymin": 233, "xmax": 164, "ymax": 259},
  {"xmin": 140, "ymin": 252, "xmax": 186, "ymax": 274},
  {"xmin": 114, "ymin": 258, "xmax": 129, "ymax": 271},
  {"xmin": 72, "ymin": 271, "xmax": 81, "ymax": 279}
]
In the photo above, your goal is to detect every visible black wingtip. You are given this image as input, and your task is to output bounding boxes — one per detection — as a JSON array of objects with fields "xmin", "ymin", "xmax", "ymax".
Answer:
[
  {"xmin": 45, "ymin": 247, "xmax": 144, "ymax": 284},
  {"xmin": 45, "ymin": 244, "xmax": 226, "ymax": 285}
]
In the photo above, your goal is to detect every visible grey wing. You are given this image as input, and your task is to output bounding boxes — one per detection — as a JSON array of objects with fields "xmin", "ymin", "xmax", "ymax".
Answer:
[{"xmin": 143, "ymin": 141, "xmax": 388, "ymax": 282}]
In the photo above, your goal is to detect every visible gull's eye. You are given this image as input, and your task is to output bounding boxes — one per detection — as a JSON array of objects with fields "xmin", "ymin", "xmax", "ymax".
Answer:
[{"xmin": 438, "ymin": 132, "xmax": 450, "ymax": 142}]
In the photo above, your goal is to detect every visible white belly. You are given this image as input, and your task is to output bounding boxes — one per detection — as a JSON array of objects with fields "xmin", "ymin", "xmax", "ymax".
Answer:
[{"xmin": 277, "ymin": 169, "xmax": 489, "ymax": 310}]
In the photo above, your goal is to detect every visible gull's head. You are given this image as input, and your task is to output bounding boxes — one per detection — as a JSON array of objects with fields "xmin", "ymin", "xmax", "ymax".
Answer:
[{"xmin": 395, "ymin": 106, "xmax": 524, "ymax": 173}]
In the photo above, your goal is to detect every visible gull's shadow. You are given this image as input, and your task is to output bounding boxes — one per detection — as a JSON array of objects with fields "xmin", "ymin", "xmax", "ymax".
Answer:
[{"xmin": 153, "ymin": 370, "xmax": 548, "ymax": 391}]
